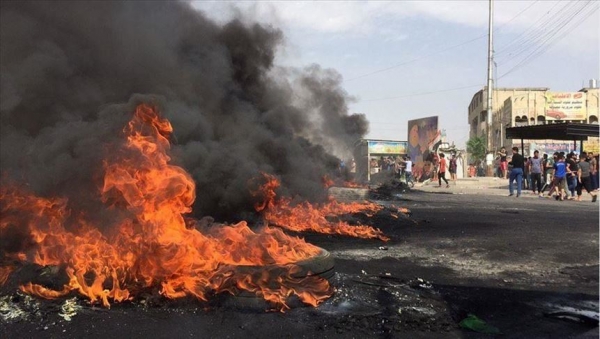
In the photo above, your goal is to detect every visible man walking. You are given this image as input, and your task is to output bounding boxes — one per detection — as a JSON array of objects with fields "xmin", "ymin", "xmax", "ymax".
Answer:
[
  {"xmin": 576, "ymin": 152, "xmax": 598, "ymax": 202},
  {"xmin": 529, "ymin": 150, "xmax": 543, "ymax": 195},
  {"xmin": 498, "ymin": 147, "xmax": 508, "ymax": 179},
  {"xmin": 508, "ymin": 147, "xmax": 524, "ymax": 197},
  {"xmin": 552, "ymin": 153, "xmax": 568, "ymax": 200},
  {"xmin": 438, "ymin": 153, "xmax": 449, "ymax": 188},
  {"xmin": 404, "ymin": 156, "xmax": 414, "ymax": 186},
  {"xmin": 589, "ymin": 152, "xmax": 598, "ymax": 191},
  {"xmin": 449, "ymin": 154, "xmax": 458, "ymax": 185}
]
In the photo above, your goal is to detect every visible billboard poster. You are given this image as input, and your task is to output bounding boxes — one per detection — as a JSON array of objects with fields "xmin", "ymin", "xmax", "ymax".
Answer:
[
  {"xmin": 544, "ymin": 92, "xmax": 586, "ymax": 120},
  {"xmin": 367, "ymin": 141, "xmax": 407, "ymax": 154},
  {"xmin": 407, "ymin": 116, "xmax": 440, "ymax": 182}
]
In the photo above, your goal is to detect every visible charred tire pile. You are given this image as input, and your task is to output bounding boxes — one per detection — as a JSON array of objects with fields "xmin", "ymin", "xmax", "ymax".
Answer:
[{"xmin": 224, "ymin": 248, "xmax": 335, "ymax": 309}]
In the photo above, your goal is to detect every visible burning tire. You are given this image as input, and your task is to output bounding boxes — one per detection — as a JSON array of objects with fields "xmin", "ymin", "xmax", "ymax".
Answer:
[
  {"xmin": 292, "ymin": 247, "xmax": 335, "ymax": 280},
  {"xmin": 224, "ymin": 247, "xmax": 335, "ymax": 309}
]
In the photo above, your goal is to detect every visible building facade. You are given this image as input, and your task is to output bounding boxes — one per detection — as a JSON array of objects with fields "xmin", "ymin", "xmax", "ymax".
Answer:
[{"xmin": 468, "ymin": 84, "xmax": 599, "ymax": 156}]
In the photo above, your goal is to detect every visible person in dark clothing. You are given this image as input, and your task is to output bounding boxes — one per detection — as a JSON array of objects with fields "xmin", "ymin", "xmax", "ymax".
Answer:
[
  {"xmin": 529, "ymin": 150, "xmax": 543, "ymax": 195},
  {"xmin": 438, "ymin": 153, "xmax": 450, "ymax": 188},
  {"xmin": 566, "ymin": 152, "xmax": 578, "ymax": 199},
  {"xmin": 508, "ymin": 147, "xmax": 524, "ymax": 197},
  {"xmin": 576, "ymin": 152, "xmax": 598, "ymax": 202},
  {"xmin": 498, "ymin": 147, "xmax": 508, "ymax": 179}
]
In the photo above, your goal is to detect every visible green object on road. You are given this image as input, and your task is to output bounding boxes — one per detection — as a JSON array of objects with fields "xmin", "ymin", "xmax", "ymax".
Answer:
[{"xmin": 459, "ymin": 314, "xmax": 501, "ymax": 334}]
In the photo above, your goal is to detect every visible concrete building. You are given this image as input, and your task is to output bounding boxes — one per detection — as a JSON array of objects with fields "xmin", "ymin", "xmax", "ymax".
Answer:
[{"xmin": 468, "ymin": 83, "xmax": 600, "ymax": 157}]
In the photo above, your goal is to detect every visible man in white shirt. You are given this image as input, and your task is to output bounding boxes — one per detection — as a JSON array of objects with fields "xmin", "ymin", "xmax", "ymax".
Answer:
[{"xmin": 404, "ymin": 156, "xmax": 413, "ymax": 185}]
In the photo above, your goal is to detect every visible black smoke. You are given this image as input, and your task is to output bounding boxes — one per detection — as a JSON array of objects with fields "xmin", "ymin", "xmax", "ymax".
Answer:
[{"xmin": 0, "ymin": 1, "xmax": 368, "ymax": 221}]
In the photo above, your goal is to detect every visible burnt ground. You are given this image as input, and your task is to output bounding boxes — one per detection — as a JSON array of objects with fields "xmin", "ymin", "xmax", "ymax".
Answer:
[{"xmin": 1, "ymin": 189, "xmax": 599, "ymax": 338}]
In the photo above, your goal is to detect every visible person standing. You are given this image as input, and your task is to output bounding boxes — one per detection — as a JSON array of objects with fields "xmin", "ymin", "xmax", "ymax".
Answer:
[
  {"xmin": 542, "ymin": 153, "xmax": 555, "ymax": 194},
  {"xmin": 449, "ymin": 154, "xmax": 458, "ymax": 185},
  {"xmin": 404, "ymin": 156, "xmax": 414, "ymax": 186},
  {"xmin": 576, "ymin": 152, "xmax": 598, "ymax": 202},
  {"xmin": 529, "ymin": 150, "xmax": 543, "ymax": 195},
  {"xmin": 566, "ymin": 152, "xmax": 578, "ymax": 199},
  {"xmin": 523, "ymin": 156, "xmax": 531, "ymax": 190},
  {"xmin": 438, "ymin": 153, "xmax": 449, "ymax": 188},
  {"xmin": 552, "ymin": 153, "xmax": 568, "ymax": 200},
  {"xmin": 498, "ymin": 147, "xmax": 508, "ymax": 179},
  {"xmin": 508, "ymin": 147, "xmax": 524, "ymax": 197},
  {"xmin": 589, "ymin": 152, "xmax": 598, "ymax": 191}
]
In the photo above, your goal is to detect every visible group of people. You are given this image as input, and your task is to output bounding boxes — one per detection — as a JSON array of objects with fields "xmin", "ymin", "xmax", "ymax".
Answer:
[
  {"xmin": 504, "ymin": 146, "xmax": 599, "ymax": 202},
  {"xmin": 435, "ymin": 153, "xmax": 459, "ymax": 188}
]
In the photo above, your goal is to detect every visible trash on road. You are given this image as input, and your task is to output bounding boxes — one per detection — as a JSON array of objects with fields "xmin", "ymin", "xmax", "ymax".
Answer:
[{"xmin": 459, "ymin": 314, "xmax": 501, "ymax": 334}]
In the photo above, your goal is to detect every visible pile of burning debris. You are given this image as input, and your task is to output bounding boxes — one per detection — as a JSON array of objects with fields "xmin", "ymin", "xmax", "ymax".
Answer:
[{"xmin": 0, "ymin": 104, "xmax": 414, "ymax": 321}]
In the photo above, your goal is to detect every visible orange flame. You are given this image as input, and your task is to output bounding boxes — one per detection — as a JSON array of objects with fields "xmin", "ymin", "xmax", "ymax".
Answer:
[
  {"xmin": 0, "ymin": 104, "xmax": 331, "ymax": 311},
  {"xmin": 322, "ymin": 175, "xmax": 335, "ymax": 188},
  {"xmin": 254, "ymin": 173, "xmax": 389, "ymax": 241},
  {"xmin": 342, "ymin": 181, "xmax": 368, "ymax": 189}
]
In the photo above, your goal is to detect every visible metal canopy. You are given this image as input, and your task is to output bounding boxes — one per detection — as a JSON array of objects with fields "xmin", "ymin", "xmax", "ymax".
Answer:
[{"xmin": 505, "ymin": 123, "xmax": 599, "ymax": 141}]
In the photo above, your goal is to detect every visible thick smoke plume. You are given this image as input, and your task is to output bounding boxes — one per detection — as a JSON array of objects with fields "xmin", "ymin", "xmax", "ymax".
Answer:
[{"xmin": 0, "ymin": 1, "xmax": 368, "ymax": 220}]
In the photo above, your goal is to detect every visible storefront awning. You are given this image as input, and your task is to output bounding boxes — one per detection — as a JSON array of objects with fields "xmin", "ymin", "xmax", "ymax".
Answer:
[{"xmin": 505, "ymin": 123, "xmax": 599, "ymax": 141}]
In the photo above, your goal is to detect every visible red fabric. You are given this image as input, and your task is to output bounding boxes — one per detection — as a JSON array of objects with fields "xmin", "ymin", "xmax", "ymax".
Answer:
[{"xmin": 439, "ymin": 158, "xmax": 447, "ymax": 172}]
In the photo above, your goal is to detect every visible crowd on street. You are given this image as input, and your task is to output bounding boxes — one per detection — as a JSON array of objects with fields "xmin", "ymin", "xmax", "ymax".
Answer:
[{"xmin": 499, "ymin": 147, "xmax": 599, "ymax": 202}]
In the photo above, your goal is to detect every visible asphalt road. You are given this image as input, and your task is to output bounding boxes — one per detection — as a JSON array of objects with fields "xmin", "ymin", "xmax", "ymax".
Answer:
[{"xmin": 2, "ymin": 189, "xmax": 599, "ymax": 338}]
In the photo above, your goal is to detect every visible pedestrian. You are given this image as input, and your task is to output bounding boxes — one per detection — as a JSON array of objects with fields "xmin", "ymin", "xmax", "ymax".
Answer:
[
  {"xmin": 432, "ymin": 153, "xmax": 439, "ymax": 182},
  {"xmin": 523, "ymin": 156, "xmax": 531, "ymax": 190},
  {"xmin": 529, "ymin": 150, "xmax": 543, "ymax": 195},
  {"xmin": 576, "ymin": 151, "xmax": 598, "ymax": 202},
  {"xmin": 589, "ymin": 152, "xmax": 598, "ymax": 191},
  {"xmin": 449, "ymin": 153, "xmax": 458, "ymax": 185},
  {"xmin": 542, "ymin": 153, "xmax": 557, "ymax": 196},
  {"xmin": 404, "ymin": 156, "xmax": 414, "ymax": 186},
  {"xmin": 497, "ymin": 147, "xmax": 508, "ymax": 179},
  {"xmin": 558, "ymin": 152, "xmax": 571, "ymax": 199},
  {"xmin": 508, "ymin": 147, "xmax": 524, "ymax": 197},
  {"xmin": 438, "ymin": 153, "xmax": 449, "ymax": 188},
  {"xmin": 552, "ymin": 153, "xmax": 568, "ymax": 201},
  {"xmin": 566, "ymin": 152, "xmax": 578, "ymax": 200}
]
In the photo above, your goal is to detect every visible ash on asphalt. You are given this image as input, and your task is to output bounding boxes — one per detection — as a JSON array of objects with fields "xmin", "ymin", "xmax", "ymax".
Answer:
[{"xmin": 1, "ymin": 188, "xmax": 598, "ymax": 338}]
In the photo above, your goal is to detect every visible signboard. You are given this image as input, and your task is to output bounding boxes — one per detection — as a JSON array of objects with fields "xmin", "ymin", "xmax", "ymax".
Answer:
[
  {"xmin": 544, "ymin": 92, "xmax": 586, "ymax": 120},
  {"xmin": 407, "ymin": 116, "xmax": 440, "ymax": 182},
  {"xmin": 367, "ymin": 141, "xmax": 407, "ymax": 154},
  {"xmin": 529, "ymin": 142, "xmax": 575, "ymax": 155},
  {"xmin": 583, "ymin": 137, "xmax": 599, "ymax": 154}
]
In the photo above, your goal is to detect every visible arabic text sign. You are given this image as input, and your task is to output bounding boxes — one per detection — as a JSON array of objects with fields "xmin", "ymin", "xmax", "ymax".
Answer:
[
  {"xmin": 367, "ymin": 141, "xmax": 407, "ymax": 154},
  {"xmin": 545, "ymin": 92, "xmax": 586, "ymax": 120}
]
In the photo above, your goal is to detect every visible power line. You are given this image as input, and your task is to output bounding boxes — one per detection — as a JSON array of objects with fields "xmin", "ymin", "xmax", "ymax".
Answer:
[
  {"xmin": 344, "ymin": 2, "xmax": 540, "ymax": 83},
  {"xmin": 360, "ymin": 84, "xmax": 483, "ymax": 103},
  {"xmin": 498, "ymin": 2, "xmax": 598, "ymax": 80},
  {"xmin": 496, "ymin": 1, "xmax": 590, "ymax": 64},
  {"xmin": 343, "ymin": 36, "xmax": 487, "ymax": 82},
  {"xmin": 495, "ymin": 1, "xmax": 568, "ymax": 56}
]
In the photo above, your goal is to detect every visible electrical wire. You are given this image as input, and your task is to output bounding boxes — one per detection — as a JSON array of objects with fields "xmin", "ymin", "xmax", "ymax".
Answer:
[
  {"xmin": 495, "ymin": 1, "xmax": 569, "ymax": 56},
  {"xmin": 496, "ymin": 0, "xmax": 591, "ymax": 64},
  {"xmin": 498, "ymin": 2, "xmax": 598, "ymax": 80},
  {"xmin": 360, "ymin": 84, "xmax": 483, "ymax": 102},
  {"xmin": 344, "ymin": 1, "xmax": 541, "ymax": 82}
]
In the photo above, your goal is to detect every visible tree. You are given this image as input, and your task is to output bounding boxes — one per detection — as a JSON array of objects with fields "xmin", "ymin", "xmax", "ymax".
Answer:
[{"xmin": 466, "ymin": 135, "xmax": 487, "ymax": 166}]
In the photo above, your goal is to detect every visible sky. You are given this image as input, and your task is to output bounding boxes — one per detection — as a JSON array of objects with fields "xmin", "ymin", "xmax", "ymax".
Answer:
[{"xmin": 191, "ymin": 1, "xmax": 599, "ymax": 149}]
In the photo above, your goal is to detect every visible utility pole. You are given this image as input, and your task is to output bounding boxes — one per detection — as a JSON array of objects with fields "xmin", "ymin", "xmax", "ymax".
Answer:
[{"xmin": 486, "ymin": 0, "xmax": 494, "ymax": 175}]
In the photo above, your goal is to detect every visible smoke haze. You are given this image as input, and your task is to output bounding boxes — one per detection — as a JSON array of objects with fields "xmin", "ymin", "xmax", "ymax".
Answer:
[{"xmin": 0, "ymin": 1, "xmax": 368, "ymax": 220}]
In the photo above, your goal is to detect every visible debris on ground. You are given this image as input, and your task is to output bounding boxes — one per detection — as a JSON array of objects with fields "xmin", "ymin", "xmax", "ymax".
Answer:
[
  {"xmin": 59, "ymin": 298, "xmax": 82, "ymax": 322},
  {"xmin": 458, "ymin": 313, "xmax": 501, "ymax": 334}
]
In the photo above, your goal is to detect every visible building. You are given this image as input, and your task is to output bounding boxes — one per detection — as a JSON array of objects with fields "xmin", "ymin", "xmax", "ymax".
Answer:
[{"xmin": 468, "ymin": 81, "xmax": 599, "ymax": 157}]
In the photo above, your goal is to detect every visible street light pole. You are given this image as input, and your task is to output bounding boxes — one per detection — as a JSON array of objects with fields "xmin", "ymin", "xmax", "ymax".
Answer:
[{"xmin": 486, "ymin": 0, "xmax": 494, "ymax": 175}]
